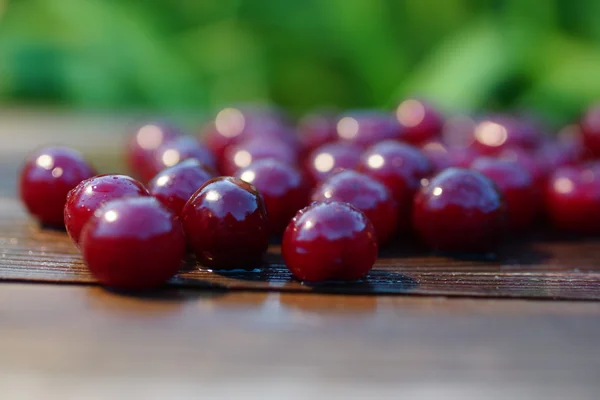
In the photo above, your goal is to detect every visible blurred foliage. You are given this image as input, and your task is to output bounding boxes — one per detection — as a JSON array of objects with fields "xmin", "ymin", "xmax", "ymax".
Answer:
[{"xmin": 0, "ymin": 0, "xmax": 600, "ymax": 124}]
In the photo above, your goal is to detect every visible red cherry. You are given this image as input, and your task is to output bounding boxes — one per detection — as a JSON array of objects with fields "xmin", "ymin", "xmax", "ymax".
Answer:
[
  {"xmin": 64, "ymin": 174, "xmax": 149, "ymax": 245},
  {"xmin": 497, "ymin": 147, "xmax": 546, "ymax": 189},
  {"xmin": 335, "ymin": 110, "xmax": 400, "ymax": 148},
  {"xmin": 221, "ymin": 137, "xmax": 299, "ymax": 176},
  {"xmin": 304, "ymin": 142, "xmax": 362, "ymax": 186},
  {"xmin": 580, "ymin": 104, "xmax": 600, "ymax": 158},
  {"xmin": 470, "ymin": 157, "xmax": 538, "ymax": 232},
  {"xmin": 395, "ymin": 99, "xmax": 443, "ymax": 145},
  {"xmin": 421, "ymin": 141, "xmax": 481, "ymax": 171},
  {"xmin": 148, "ymin": 159, "xmax": 215, "ymax": 217},
  {"xmin": 142, "ymin": 136, "xmax": 215, "ymax": 183},
  {"xmin": 472, "ymin": 114, "xmax": 542, "ymax": 155},
  {"xmin": 413, "ymin": 168, "xmax": 507, "ymax": 253},
  {"xmin": 125, "ymin": 121, "xmax": 182, "ymax": 180},
  {"xmin": 282, "ymin": 201, "xmax": 378, "ymax": 282},
  {"xmin": 236, "ymin": 159, "xmax": 311, "ymax": 235},
  {"xmin": 358, "ymin": 140, "xmax": 432, "ymax": 231},
  {"xmin": 311, "ymin": 170, "xmax": 398, "ymax": 244},
  {"xmin": 80, "ymin": 197, "xmax": 186, "ymax": 290},
  {"xmin": 19, "ymin": 147, "xmax": 96, "ymax": 227},
  {"xmin": 181, "ymin": 177, "xmax": 269, "ymax": 270},
  {"xmin": 545, "ymin": 163, "xmax": 600, "ymax": 235},
  {"xmin": 297, "ymin": 112, "xmax": 338, "ymax": 155}
]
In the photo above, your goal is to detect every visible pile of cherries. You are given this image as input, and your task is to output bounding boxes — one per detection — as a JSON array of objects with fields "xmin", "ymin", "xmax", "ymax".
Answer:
[{"xmin": 18, "ymin": 100, "xmax": 600, "ymax": 290}]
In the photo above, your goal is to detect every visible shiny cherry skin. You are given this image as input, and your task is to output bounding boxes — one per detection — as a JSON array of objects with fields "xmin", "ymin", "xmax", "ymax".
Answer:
[
  {"xmin": 282, "ymin": 201, "xmax": 378, "ymax": 282},
  {"xmin": 221, "ymin": 137, "xmax": 299, "ymax": 176},
  {"xmin": 358, "ymin": 140, "xmax": 432, "ymax": 231},
  {"xmin": 19, "ymin": 146, "xmax": 96, "ymax": 227},
  {"xmin": 580, "ymin": 103, "xmax": 600, "ymax": 157},
  {"xmin": 297, "ymin": 112, "xmax": 338, "ymax": 155},
  {"xmin": 335, "ymin": 110, "xmax": 400, "ymax": 148},
  {"xmin": 201, "ymin": 106, "xmax": 292, "ymax": 165},
  {"xmin": 470, "ymin": 157, "xmax": 538, "ymax": 232},
  {"xmin": 148, "ymin": 159, "xmax": 215, "ymax": 217},
  {"xmin": 142, "ymin": 136, "xmax": 216, "ymax": 183},
  {"xmin": 181, "ymin": 177, "xmax": 269, "ymax": 270},
  {"xmin": 497, "ymin": 147, "xmax": 546, "ymax": 188},
  {"xmin": 421, "ymin": 141, "xmax": 481, "ymax": 171},
  {"xmin": 125, "ymin": 121, "xmax": 182, "ymax": 180},
  {"xmin": 236, "ymin": 159, "xmax": 311, "ymax": 235},
  {"xmin": 311, "ymin": 170, "xmax": 398, "ymax": 244},
  {"xmin": 413, "ymin": 168, "xmax": 507, "ymax": 253},
  {"xmin": 64, "ymin": 174, "xmax": 149, "ymax": 245},
  {"xmin": 472, "ymin": 114, "xmax": 542, "ymax": 155},
  {"xmin": 545, "ymin": 163, "xmax": 600, "ymax": 235},
  {"xmin": 395, "ymin": 99, "xmax": 443, "ymax": 145},
  {"xmin": 80, "ymin": 197, "xmax": 186, "ymax": 290},
  {"xmin": 304, "ymin": 141, "xmax": 362, "ymax": 186}
]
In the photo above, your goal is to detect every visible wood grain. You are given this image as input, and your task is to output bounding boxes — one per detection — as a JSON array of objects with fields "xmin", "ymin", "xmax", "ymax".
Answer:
[{"xmin": 2, "ymin": 196, "xmax": 600, "ymax": 300}]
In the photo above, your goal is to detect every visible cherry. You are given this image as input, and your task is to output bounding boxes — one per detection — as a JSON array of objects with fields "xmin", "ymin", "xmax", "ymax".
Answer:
[
  {"xmin": 142, "ymin": 136, "xmax": 215, "ymax": 183},
  {"xmin": 545, "ymin": 163, "xmax": 600, "ymax": 235},
  {"xmin": 357, "ymin": 140, "xmax": 432, "ymax": 231},
  {"xmin": 125, "ymin": 121, "xmax": 182, "ymax": 180},
  {"xmin": 395, "ymin": 99, "xmax": 443, "ymax": 145},
  {"xmin": 580, "ymin": 104, "xmax": 600, "ymax": 158},
  {"xmin": 148, "ymin": 159, "xmax": 215, "ymax": 217},
  {"xmin": 181, "ymin": 177, "xmax": 269, "ymax": 270},
  {"xmin": 304, "ymin": 142, "xmax": 362, "ymax": 186},
  {"xmin": 413, "ymin": 168, "xmax": 506, "ymax": 253},
  {"xmin": 19, "ymin": 146, "xmax": 96, "ymax": 227},
  {"xmin": 80, "ymin": 197, "xmax": 186, "ymax": 290},
  {"xmin": 297, "ymin": 112, "xmax": 338, "ymax": 155},
  {"xmin": 335, "ymin": 110, "xmax": 400, "ymax": 148},
  {"xmin": 311, "ymin": 170, "xmax": 398, "ymax": 244},
  {"xmin": 201, "ymin": 106, "xmax": 292, "ymax": 165},
  {"xmin": 472, "ymin": 114, "xmax": 542, "ymax": 155},
  {"xmin": 497, "ymin": 147, "xmax": 546, "ymax": 189},
  {"xmin": 282, "ymin": 201, "xmax": 378, "ymax": 282},
  {"xmin": 235, "ymin": 159, "xmax": 311, "ymax": 235},
  {"xmin": 421, "ymin": 140, "xmax": 481, "ymax": 171},
  {"xmin": 441, "ymin": 115, "xmax": 476, "ymax": 148},
  {"xmin": 221, "ymin": 137, "xmax": 299, "ymax": 176},
  {"xmin": 64, "ymin": 174, "xmax": 149, "ymax": 245},
  {"xmin": 470, "ymin": 157, "xmax": 538, "ymax": 232}
]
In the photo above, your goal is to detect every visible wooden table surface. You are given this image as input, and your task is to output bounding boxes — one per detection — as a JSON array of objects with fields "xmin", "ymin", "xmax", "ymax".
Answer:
[{"xmin": 1, "ymin": 110, "xmax": 600, "ymax": 399}]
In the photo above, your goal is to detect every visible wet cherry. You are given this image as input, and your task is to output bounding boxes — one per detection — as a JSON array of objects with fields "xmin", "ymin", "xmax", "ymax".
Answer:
[
  {"xmin": 304, "ymin": 141, "xmax": 362, "ymax": 186},
  {"xmin": 395, "ymin": 99, "xmax": 443, "ymax": 145},
  {"xmin": 221, "ymin": 137, "xmax": 299, "ymax": 176},
  {"xmin": 125, "ymin": 121, "xmax": 181, "ymax": 180},
  {"xmin": 181, "ymin": 177, "xmax": 269, "ymax": 270},
  {"xmin": 80, "ymin": 197, "xmax": 186, "ymax": 290},
  {"xmin": 64, "ymin": 174, "xmax": 149, "ymax": 245},
  {"xmin": 335, "ymin": 110, "xmax": 400, "ymax": 148},
  {"xmin": 282, "ymin": 201, "xmax": 378, "ymax": 282},
  {"xmin": 20, "ymin": 146, "xmax": 96, "ymax": 227}
]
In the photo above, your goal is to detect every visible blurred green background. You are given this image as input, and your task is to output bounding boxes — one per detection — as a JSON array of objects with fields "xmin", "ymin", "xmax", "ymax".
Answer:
[{"xmin": 0, "ymin": 0, "xmax": 599, "ymax": 125}]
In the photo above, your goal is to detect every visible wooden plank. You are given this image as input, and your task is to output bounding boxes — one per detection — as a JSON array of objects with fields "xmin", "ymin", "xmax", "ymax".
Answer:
[{"xmin": 2, "ymin": 197, "xmax": 600, "ymax": 300}]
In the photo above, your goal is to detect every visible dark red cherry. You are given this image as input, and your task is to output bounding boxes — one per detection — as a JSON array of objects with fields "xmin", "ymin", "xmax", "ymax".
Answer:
[
  {"xmin": 335, "ymin": 110, "xmax": 400, "ymax": 148},
  {"xmin": 64, "ymin": 174, "xmax": 149, "ymax": 245},
  {"xmin": 19, "ymin": 146, "xmax": 96, "ymax": 227},
  {"xmin": 358, "ymin": 140, "xmax": 432, "ymax": 231},
  {"xmin": 125, "ymin": 121, "xmax": 182, "ymax": 180},
  {"xmin": 545, "ymin": 163, "xmax": 600, "ymax": 235},
  {"xmin": 536, "ymin": 127, "xmax": 587, "ymax": 175},
  {"xmin": 395, "ymin": 99, "xmax": 443, "ymax": 145},
  {"xmin": 181, "ymin": 177, "xmax": 269, "ymax": 270},
  {"xmin": 221, "ymin": 137, "xmax": 299, "ymax": 176},
  {"xmin": 580, "ymin": 104, "xmax": 600, "ymax": 158},
  {"xmin": 142, "ymin": 136, "xmax": 215, "ymax": 183},
  {"xmin": 472, "ymin": 114, "xmax": 542, "ymax": 155},
  {"xmin": 201, "ymin": 106, "xmax": 291, "ymax": 164},
  {"xmin": 236, "ymin": 159, "xmax": 310, "ymax": 235},
  {"xmin": 421, "ymin": 141, "xmax": 481, "ymax": 171},
  {"xmin": 148, "ymin": 159, "xmax": 215, "ymax": 217},
  {"xmin": 497, "ymin": 147, "xmax": 546, "ymax": 188},
  {"xmin": 282, "ymin": 201, "xmax": 378, "ymax": 282},
  {"xmin": 311, "ymin": 170, "xmax": 398, "ymax": 244},
  {"xmin": 80, "ymin": 197, "xmax": 186, "ymax": 290},
  {"xmin": 413, "ymin": 168, "xmax": 506, "ymax": 253},
  {"xmin": 441, "ymin": 115, "xmax": 477, "ymax": 148},
  {"xmin": 304, "ymin": 142, "xmax": 362, "ymax": 186},
  {"xmin": 298, "ymin": 112, "xmax": 338, "ymax": 154},
  {"xmin": 470, "ymin": 157, "xmax": 538, "ymax": 232}
]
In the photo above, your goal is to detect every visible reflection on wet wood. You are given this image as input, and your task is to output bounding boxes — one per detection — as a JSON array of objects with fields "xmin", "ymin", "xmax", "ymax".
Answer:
[{"xmin": 2, "ymin": 197, "xmax": 600, "ymax": 300}]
